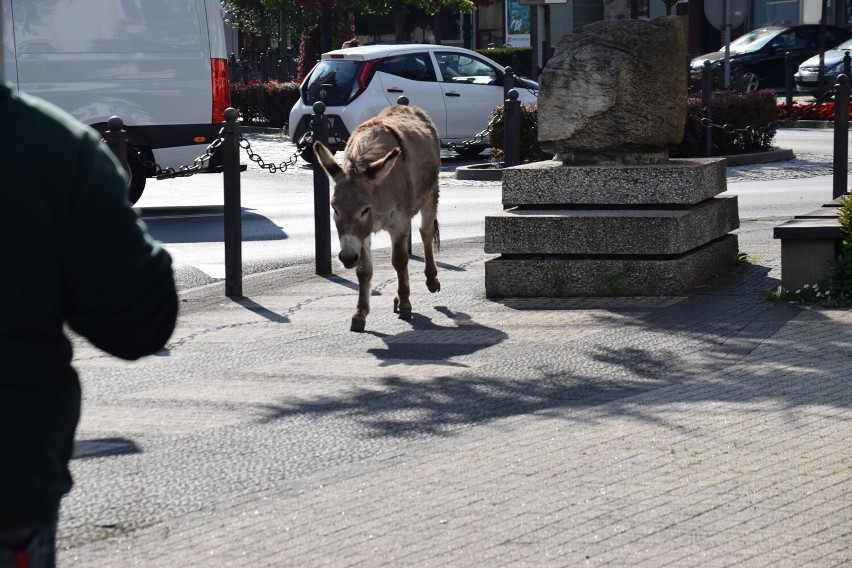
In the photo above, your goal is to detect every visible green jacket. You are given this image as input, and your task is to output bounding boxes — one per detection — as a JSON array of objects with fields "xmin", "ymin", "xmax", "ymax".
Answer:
[{"xmin": 0, "ymin": 84, "xmax": 178, "ymax": 525}]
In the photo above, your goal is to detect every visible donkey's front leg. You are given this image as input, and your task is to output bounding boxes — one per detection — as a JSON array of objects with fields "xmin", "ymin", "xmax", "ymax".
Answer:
[
  {"xmin": 351, "ymin": 239, "xmax": 373, "ymax": 332},
  {"xmin": 391, "ymin": 232, "xmax": 412, "ymax": 320}
]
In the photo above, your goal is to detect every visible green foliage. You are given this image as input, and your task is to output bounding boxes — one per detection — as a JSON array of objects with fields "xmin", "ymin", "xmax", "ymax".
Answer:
[
  {"xmin": 672, "ymin": 89, "xmax": 778, "ymax": 158},
  {"xmin": 229, "ymin": 80, "xmax": 301, "ymax": 128},
  {"xmin": 486, "ymin": 103, "xmax": 552, "ymax": 165},
  {"xmin": 475, "ymin": 47, "xmax": 533, "ymax": 78}
]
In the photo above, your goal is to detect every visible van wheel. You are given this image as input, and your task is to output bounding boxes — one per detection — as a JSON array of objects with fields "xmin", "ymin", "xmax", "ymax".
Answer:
[{"xmin": 126, "ymin": 150, "xmax": 147, "ymax": 204}]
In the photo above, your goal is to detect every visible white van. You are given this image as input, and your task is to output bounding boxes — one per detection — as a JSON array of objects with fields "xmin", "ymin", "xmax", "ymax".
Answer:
[{"xmin": 1, "ymin": 0, "xmax": 230, "ymax": 202}]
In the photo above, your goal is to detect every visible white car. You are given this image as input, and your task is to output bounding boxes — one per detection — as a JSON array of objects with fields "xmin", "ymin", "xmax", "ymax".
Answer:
[{"xmin": 289, "ymin": 44, "xmax": 539, "ymax": 159}]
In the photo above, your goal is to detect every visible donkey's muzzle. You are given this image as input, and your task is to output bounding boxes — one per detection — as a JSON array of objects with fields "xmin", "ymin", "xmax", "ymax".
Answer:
[{"xmin": 339, "ymin": 251, "xmax": 359, "ymax": 269}]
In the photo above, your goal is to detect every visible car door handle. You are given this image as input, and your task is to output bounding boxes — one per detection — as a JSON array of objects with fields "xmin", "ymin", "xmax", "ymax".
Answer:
[
  {"xmin": 387, "ymin": 88, "xmax": 403, "ymax": 93},
  {"xmin": 445, "ymin": 92, "xmax": 461, "ymax": 97}
]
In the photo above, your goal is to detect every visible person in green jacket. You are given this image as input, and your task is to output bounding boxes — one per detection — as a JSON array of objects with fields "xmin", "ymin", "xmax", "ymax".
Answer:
[{"xmin": 0, "ymin": 84, "xmax": 179, "ymax": 567}]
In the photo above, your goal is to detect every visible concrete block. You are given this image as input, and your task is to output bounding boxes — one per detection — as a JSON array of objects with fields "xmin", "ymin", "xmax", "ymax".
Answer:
[
  {"xmin": 501, "ymin": 158, "xmax": 727, "ymax": 206},
  {"xmin": 484, "ymin": 235, "xmax": 738, "ymax": 298},
  {"xmin": 780, "ymin": 239, "xmax": 839, "ymax": 291},
  {"xmin": 484, "ymin": 196, "xmax": 739, "ymax": 256}
]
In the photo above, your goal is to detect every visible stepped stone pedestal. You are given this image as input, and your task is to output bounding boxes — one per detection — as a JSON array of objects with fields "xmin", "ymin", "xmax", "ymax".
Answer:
[
  {"xmin": 484, "ymin": 159, "xmax": 738, "ymax": 297},
  {"xmin": 483, "ymin": 16, "xmax": 740, "ymax": 298}
]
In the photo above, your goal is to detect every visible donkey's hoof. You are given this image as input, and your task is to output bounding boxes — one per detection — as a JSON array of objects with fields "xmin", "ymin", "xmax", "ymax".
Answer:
[
  {"xmin": 394, "ymin": 297, "xmax": 412, "ymax": 319},
  {"xmin": 427, "ymin": 278, "xmax": 441, "ymax": 293},
  {"xmin": 397, "ymin": 308, "xmax": 412, "ymax": 320},
  {"xmin": 350, "ymin": 316, "xmax": 366, "ymax": 333}
]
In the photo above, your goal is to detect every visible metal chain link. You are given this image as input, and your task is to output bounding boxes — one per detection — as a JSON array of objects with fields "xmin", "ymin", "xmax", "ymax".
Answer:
[
  {"xmin": 445, "ymin": 113, "xmax": 500, "ymax": 152},
  {"xmin": 238, "ymin": 134, "xmax": 302, "ymax": 173},
  {"xmin": 687, "ymin": 99, "xmax": 840, "ymax": 134}
]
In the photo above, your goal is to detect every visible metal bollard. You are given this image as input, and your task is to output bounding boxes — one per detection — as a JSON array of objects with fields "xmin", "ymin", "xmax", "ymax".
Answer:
[
  {"xmin": 734, "ymin": 64, "xmax": 745, "ymax": 93},
  {"xmin": 222, "ymin": 107, "xmax": 243, "ymax": 297},
  {"xmin": 702, "ymin": 61, "xmax": 713, "ymax": 157},
  {"xmin": 504, "ymin": 66, "xmax": 514, "ymax": 102},
  {"xmin": 845, "ymin": 51, "xmax": 851, "ymax": 80},
  {"xmin": 833, "ymin": 74, "xmax": 849, "ymax": 200},
  {"xmin": 311, "ymin": 102, "xmax": 332, "ymax": 275},
  {"xmin": 785, "ymin": 52, "xmax": 793, "ymax": 111},
  {"xmin": 397, "ymin": 94, "xmax": 412, "ymax": 254},
  {"xmin": 504, "ymin": 89, "xmax": 521, "ymax": 168},
  {"xmin": 104, "ymin": 116, "xmax": 130, "ymax": 179}
]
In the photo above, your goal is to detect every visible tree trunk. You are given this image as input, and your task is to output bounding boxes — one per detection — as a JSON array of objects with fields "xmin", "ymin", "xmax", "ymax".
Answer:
[{"xmin": 394, "ymin": 6, "xmax": 407, "ymax": 43}]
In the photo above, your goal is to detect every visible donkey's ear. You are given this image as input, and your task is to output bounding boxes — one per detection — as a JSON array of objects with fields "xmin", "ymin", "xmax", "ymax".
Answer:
[
  {"xmin": 313, "ymin": 141, "xmax": 344, "ymax": 182},
  {"xmin": 365, "ymin": 147, "xmax": 401, "ymax": 184}
]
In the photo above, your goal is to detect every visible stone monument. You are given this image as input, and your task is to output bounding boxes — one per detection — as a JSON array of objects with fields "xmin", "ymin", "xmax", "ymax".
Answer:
[{"xmin": 484, "ymin": 16, "xmax": 739, "ymax": 297}]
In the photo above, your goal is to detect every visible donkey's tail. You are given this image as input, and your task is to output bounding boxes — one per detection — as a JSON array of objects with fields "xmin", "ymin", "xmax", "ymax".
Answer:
[{"xmin": 433, "ymin": 219, "xmax": 440, "ymax": 253}]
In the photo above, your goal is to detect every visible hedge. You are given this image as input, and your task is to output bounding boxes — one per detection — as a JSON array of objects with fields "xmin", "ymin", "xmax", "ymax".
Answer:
[
  {"xmin": 230, "ymin": 80, "xmax": 301, "ymax": 129},
  {"xmin": 486, "ymin": 103, "xmax": 552, "ymax": 164},
  {"xmin": 671, "ymin": 89, "xmax": 778, "ymax": 157},
  {"xmin": 776, "ymin": 100, "xmax": 852, "ymax": 122}
]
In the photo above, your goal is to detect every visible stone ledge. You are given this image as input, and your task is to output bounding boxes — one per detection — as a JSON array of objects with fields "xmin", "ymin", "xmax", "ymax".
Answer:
[
  {"xmin": 485, "ymin": 196, "xmax": 739, "ymax": 256},
  {"xmin": 484, "ymin": 234, "xmax": 738, "ymax": 297},
  {"xmin": 501, "ymin": 158, "xmax": 727, "ymax": 206}
]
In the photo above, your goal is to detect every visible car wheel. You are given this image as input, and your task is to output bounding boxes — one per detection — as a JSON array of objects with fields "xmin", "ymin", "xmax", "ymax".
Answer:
[
  {"xmin": 454, "ymin": 145, "xmax": 488, "ymax": 157},
  {"xmin": 126, "ymin": 149, "xmax": 147, "ymax": 204}
]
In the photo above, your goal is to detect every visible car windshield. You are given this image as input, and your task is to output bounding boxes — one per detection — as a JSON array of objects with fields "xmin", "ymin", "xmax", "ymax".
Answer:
[
  {"xmin": 305, "ymin": 59, "xmax": 362, "ymax": 105},
  {"xmin": 728, "ymin": 28, "xmax": 782, "ymax": 52}
]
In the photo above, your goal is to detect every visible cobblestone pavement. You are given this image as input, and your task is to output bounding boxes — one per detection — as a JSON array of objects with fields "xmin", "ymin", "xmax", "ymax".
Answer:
[{"xmin": 56, "ymin": 145, "xmax": 852, "ymax": 567}]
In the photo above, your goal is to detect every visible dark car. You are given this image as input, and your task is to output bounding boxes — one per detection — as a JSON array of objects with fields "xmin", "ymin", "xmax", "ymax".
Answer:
[
  {"xmin": 690, "ymin": 24, "xmax": 852, "ymax": 91},
  {"xmin": 794, "ymin": 37, "xmax": 852, "ymax": 94}
]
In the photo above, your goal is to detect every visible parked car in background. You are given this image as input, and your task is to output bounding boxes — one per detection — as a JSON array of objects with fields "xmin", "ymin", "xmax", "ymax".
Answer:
[
  {"xmin": 794, "ymin": 37, "xmax": 852, "ymax": 95},
  {"xmin": 690, "ymin": 25, "xmax": 852, "ymax": 92},
  {"xmin": 288, "ymin": 44, "xmax": 539, "ymax": 160}
]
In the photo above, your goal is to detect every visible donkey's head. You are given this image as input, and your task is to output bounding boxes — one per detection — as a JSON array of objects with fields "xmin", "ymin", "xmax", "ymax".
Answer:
[{"xmin": 313, "ymin": 141, "xmax": 401, "ymax": 269}]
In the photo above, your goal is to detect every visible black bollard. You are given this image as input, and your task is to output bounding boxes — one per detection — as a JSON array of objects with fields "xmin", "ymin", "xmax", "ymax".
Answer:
[
  {"xmin": 504, "ymin": 89, "xmax": 521, "ymax": 168},
  {"xmin": 222, "ymin": 107, "xmax": 243, "ymax": 297},
  {"xmin": 833, "ymin": 75, "xmax": 849, "ymax": 200},
  {"xmin": 785, "ymin": 52, "xmax": 794, "ymax": 110},
  {"xmin": 702, "ymin": 60, "xmax": 713, "ymax": 157},
  {"xmin": 312, "ymin": 102, "xmax": 332, "ymax": 275},
  {"xmin": 845, "ymin": 51, "xmax": 851, "ymax": 80},
  {"xmin": 396, "ymin": 96, "xmax": 412, "ymax": 253},
  {"xmin": 504, "ymin": 66, "xmax": 514, "ymax": 102}
]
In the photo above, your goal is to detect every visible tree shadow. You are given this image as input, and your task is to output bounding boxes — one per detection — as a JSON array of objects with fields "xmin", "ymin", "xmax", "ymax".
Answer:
[{"xmin": 256, "ymin": 258, "xmax": 851, "ymax": 439}]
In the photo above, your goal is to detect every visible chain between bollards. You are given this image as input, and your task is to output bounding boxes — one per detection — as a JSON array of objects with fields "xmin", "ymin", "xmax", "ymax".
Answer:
[
  {"xmin": 222, "ymin": 107, "xmax": 243, "ymax": 297},
  {"xmin": 833, "ymin": 74, "xmax": 849, "ymax": 200}
]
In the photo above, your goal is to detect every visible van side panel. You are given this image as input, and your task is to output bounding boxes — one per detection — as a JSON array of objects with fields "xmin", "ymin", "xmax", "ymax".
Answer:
[
  {"xmin": 203, "ymin": 0, "xmax": 227, "ymax": 59},
  {"xmin": 1, "ymin": 0, "xmax": 16, "ymax": 83},
  {"xmin": 11, "ymin": 0, "xmax": 212, "ymax": 128}
]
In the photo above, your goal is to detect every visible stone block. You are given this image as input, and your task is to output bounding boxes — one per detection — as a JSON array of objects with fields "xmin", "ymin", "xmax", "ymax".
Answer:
[
  {"xmin": 538, "ymin": 17, "xmax": 687, "ymax": 159},
  {"xmin": 484, "ymin": 235, "xmax": 738, "ymax": 297},
  {"xmin": 501, "ymin": 159, "xmax": 727, "ymax": 206},
  {"xmin": 484, "ymin": 196, "xmax": 739, "ymax": 256}
]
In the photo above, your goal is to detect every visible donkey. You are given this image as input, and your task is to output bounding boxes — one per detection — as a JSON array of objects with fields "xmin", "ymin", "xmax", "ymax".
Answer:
[{"xmin": 313, "ymin": 105, "xmax": 441, "ymax": 332}]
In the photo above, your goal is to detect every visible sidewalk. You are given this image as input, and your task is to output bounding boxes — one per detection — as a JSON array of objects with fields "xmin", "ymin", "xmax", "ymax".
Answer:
[{"xmin": 59, "ymin": 213, "xmax": 852, "ymax": 566}]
